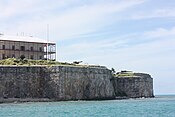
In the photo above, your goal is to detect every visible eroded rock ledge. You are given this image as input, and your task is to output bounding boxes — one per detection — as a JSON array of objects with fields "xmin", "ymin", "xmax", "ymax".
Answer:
[
  {"xmin": 0, "ymin": 66, "xmax": 154, "ymax": 102},
  {"xmin": 112, "ymin": 71, "xmax": 154, "ymax": 98}
]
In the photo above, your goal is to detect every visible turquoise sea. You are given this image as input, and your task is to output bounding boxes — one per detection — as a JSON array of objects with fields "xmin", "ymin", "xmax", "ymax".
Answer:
[{"xmin": 0, "ymin": 95, "xmax": 175, "ymax": 117}]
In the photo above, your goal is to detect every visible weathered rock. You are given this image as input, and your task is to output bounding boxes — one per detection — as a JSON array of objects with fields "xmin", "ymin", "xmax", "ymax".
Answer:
[
  {"xmin": 113, "ymin": 72, "xmax": 154, "ymax": 98},
  {"xmin": 0, "ymin": 66, "xmax": 115, "ymax": 100},
  {"xmin": 0, "ymin": 66, "xmax": 154, "ymax": 101}
]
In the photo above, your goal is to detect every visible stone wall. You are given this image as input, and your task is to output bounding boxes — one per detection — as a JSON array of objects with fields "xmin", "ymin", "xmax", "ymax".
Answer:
[
  {"xmin": 113, "ymin": 73, "xmax": 154, "ymax": 98},
  {"xmin": 0, "ymin": 66, "xmax": 154, "ymax": 101},
  {"xmin": 0, "ymin": 66, "xmax": 44, "ymax": 98},
  {"xmin": 0, "ymin": 66, "xmax": 115, "ymax": 100}
]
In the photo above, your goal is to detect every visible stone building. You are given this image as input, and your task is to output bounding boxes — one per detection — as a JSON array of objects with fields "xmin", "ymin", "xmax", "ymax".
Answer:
[{"xmin": 0, "ymin": 34, "xmax": 56, "ymax": 60}]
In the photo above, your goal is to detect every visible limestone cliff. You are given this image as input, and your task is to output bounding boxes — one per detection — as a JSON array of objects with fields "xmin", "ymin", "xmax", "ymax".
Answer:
[
  {"xmin": 0, "ymin": 66, "xmax": 115, "ymax": 100},
  {"xmin": 0, "ymin": 66, "xmax": 154, "ymax": 101},
  {"xmin": 113, "ymin": 71, "xmax": 154, "ymax": 98}
]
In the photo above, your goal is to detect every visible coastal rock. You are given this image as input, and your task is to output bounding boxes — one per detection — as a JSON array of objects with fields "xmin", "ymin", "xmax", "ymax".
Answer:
[
  {"xmin": 113, "ymin": 72, "xmax": 154, "ymax": 98},
  {"xmin": 0, "ymin": 66, "xmax": 154, "ymax": 101},
  {"xmin": 0, "ymin": 66, "xmax": 115, "ymax": 100}
]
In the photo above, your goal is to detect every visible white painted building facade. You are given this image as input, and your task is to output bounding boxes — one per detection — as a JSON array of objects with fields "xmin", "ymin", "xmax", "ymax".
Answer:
[{"xmin": 0, "ymin": 35, "xmax": 56, "ymax": 60}]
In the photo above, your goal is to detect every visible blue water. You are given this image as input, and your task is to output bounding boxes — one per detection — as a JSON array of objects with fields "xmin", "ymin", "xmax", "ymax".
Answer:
[{"xmin": 0, "ymin": 96, "xmax": 175, "ymax": 117}]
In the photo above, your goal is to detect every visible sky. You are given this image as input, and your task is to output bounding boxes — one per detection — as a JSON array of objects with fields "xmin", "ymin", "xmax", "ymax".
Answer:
[{"xmin": 0, "ymin": 0, "xmax": 175, "ymax": 95}]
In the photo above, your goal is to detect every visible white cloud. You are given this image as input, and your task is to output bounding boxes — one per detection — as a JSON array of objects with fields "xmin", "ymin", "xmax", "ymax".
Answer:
[
  {"xmin": 0, "ymin": 0, "xmax": 38, "ymax": 19},
  {"xmin": 131, "ymin": 8, "xmax": 175, "ymax": 20},
  {"xmin": 0, "ymin": 0, "xmax": 79, "ymax": 20},
  {"xmin": 58, "ymin": 27, "xmax": 175, "ymax": 82},
  {"xmin": 1, "ymin": 0, "xmax": 146, "ymax": 41},
  {"xmin": 144, "ymin": 26, "xmax": 175, "ymax": 38}
]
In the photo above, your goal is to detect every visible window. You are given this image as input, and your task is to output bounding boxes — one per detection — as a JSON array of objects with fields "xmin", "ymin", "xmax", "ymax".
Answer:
[
  {"xmin": 30, "ymin": 55, "xmax": 34, "ymax": 59},
  {"xmin": 12, "ymin": 45, "xmax": 15, "ymax": 50},
  {"xmin": 30, "ymin": 47, "xmax": 33, "ymax": 51},
  {"xmin": 21, "ymin": 46, "xmax": 25, "ymax": 51},
  {"xmin": 2, "ymin": 54, "xmax": 5, "ymax": 59},
  {"xmin": 2, "ymin": 45, "xmax": 5, "ymax": 49},
  {"xmin": 39, "ymin": 56, "xmax": 42, "ymax": 59},
  {"xmin": 39, "ymin": 47, "xmax": 42, "ymax": 52}
]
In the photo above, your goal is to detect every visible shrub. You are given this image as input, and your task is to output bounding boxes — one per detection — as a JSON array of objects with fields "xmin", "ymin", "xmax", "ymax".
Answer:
[{"xmin": 20, "ymin": 55, "xmax": 25, "ymax": 60}]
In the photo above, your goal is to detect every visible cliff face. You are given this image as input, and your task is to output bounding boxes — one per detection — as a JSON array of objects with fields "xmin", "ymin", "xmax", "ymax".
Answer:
[
  {"xmin": 43, "ymin": 66, "xmax": 115, "ymax": 100},
  {"xmin": 0, "ymin": 66, "xmax": 115, "ymax": 100},
  {"xmin": 0, "ymin": 66, "xmax": 154, "ymax": 101},
  {"xmin": 0, "ymin": 67, "xmax": 43, "ymax": 98},
  {"xmin": 113, "ymin": 73, "xmax": 154, "ymax": 98}
]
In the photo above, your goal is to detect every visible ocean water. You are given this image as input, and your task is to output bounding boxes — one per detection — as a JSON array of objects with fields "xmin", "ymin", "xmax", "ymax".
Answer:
[{"xmin": 0, "ymin": 96, "xmax": 175, "ymax": 117}]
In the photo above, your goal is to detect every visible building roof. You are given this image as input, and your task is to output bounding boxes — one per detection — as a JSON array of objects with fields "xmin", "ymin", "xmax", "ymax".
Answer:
[{"xmin": 0, "ymin": 35, "xmax": 55, "ymax": 44}]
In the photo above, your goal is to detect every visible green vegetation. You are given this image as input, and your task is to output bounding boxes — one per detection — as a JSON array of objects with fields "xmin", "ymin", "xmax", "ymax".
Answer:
[
  {"xmin": 0, "ymin": 58, "xmax": 78, "ymax": 66},
  {"xmin": 0, "ymin": 58, "xmax": 59, "ymax": 66},
  {"xmin": 0, "ymin": 58, "xmax": 103, "ymax": 68},
  {"xmin": 115, "ymin": 71, "xmax": 138, "ymax": 78}
]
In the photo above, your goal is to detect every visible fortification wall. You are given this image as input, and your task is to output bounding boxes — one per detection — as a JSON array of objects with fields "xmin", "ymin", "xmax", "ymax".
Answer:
[
  {"xmin": 113, "ymin": 74, "xmax": 154, "ymax": 98},
  {"xmin": 0, "ymin": 66, "xmax": 115, "ymax": 100},
  {"xmin": 0, "ymin": 66, "xmax": 154, "ymax": 101},
  {"xmin": 0, "ymin": 67, "xmax": 44, "ymax": 98}
]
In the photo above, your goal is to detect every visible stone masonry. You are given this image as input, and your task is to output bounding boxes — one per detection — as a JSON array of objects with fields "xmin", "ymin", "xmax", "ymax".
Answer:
[
  {"xmin": 113, "ymin": 73, "xmax": 154, "ymax": 98},
  {"xmin": 0, "ymin": 66, "xmax": 154, "ymax": 101},
  {"xmin": 0, "ymin": 66, "xmax": 115, "ymax": 100}
]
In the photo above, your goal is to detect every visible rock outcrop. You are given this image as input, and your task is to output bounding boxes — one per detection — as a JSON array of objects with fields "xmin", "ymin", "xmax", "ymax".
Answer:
[
  {"xmin": 113, "ymin": 71, "xmax": 154, "ymax": 98},
  {"xmin": 0, "ymin": 66, "xmax": 115, "ymax": 100},
  {"xmin": 0, "ymin": 66, "xmax": 154, "ymax": 101}
]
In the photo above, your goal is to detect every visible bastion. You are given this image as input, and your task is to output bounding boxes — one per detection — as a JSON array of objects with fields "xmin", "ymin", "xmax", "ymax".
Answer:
[
  {"xmin": 0, "ymin": 66, "xmax": 154, "ymax": 102},
  {"xmin": 112, "ymin": 71, "xmax": 154, "ymax": 98},
  {"xmin": 0, "ymin": 66, "xmax": 115, "ymax": 101}
]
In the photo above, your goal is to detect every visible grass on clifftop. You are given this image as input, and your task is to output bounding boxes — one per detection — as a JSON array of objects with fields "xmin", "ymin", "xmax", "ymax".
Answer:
[
  {"xmin": 115, "ymin": 71, "xmax": 151, "ymax": 78},
  {"xmin": 0, "ymin": 58, "xmax": 67, "ymax": 66},
  {"xmin": 0, "ymin": 58, "xmax": 103, "ymax": 68},
  {"xmin": 115, "ymin": 71, "xmax": 137, "ymax": 78}
]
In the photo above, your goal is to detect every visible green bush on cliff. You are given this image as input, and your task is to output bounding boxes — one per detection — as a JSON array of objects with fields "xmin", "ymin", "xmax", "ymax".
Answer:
[
  {"xmin": 0, "ymin": 58, "xmax": 62, "ymax": 66},
  {"xmin": 0, "ymin": 58, "xmax": 17, "ymax": 65},
  {"xmin": 0, "ymin": 58, "xmax": 102, "ymax": 68}
]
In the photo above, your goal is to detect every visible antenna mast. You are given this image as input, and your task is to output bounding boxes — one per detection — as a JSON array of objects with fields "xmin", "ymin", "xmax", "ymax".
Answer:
[{"xmin": 47, "ymin": 24, "xmax": 49, "ymax": 60}]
